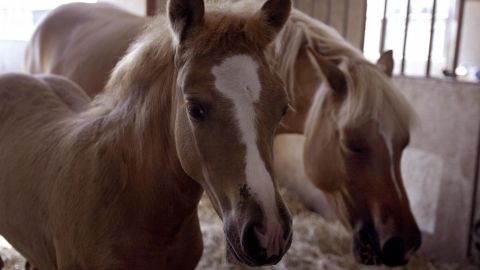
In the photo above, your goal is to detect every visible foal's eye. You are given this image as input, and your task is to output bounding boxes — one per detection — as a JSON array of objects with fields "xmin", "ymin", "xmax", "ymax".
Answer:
[{"xmin": 187, "ymin": 103, "xmax": 206, "ymax": 121}]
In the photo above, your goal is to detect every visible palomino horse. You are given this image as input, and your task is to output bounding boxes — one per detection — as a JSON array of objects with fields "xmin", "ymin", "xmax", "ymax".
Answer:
[
  {"xmin": 25, "ymin": 1, "xmax": 421, "ymax": 266},
  {"xmin": 1, "ymin": 0, "xmax": 294, "ymax": 269},
  {"xmin": 271, "ymin": 10, "xmax": 421, "ymax": 266}
]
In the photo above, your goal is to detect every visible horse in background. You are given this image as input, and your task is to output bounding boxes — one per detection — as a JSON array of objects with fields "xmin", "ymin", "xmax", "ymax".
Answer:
[
  {"xmin": 1, "ymin": 0, "xmax": 293, "ymax": 268},
  {"xmin": 24, "ymin": 2, "xmax": 148, "ymax": 97},
  {"xmin": 270, "ymin": 9, "xmax": 421, "ymax": 265},
  {"xmin": 25, "ymin": 1, "xmax": 421, "ymax": 266}
]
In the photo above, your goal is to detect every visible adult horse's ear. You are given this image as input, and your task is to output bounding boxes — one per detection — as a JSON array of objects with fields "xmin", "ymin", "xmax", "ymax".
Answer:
[
  {"xmin": 248, "ymin": 0, "xmax": 291, "ymax": 46},
  {"xmin": 306, "ymin": 45, "xmax": 347, "ymax": 97},
  {"xmin": 168, "ymin": 0, "xmax": 204, "ymax": 44},
  {"xmin": 377, "ymin": 50, "xmax": 394, "ymax": 77}
]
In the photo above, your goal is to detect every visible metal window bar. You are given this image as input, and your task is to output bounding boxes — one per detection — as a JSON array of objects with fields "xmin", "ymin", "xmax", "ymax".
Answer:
[
  {"xmin": 400, "ymin": 0, "xmax": 411, "ymax": 75},
  {"xmin": 374, "ymin": 0, "xmax": 466, "ymax": 78},
  {"xmin": 379, "ymin": 0, "xmax": 389, "ymax": 54},
  {"xmin": 452, "ymin": 0, "xmax": 465, "ymax": 78},
  {"xmin": 426, "ymin": 0, "xmax": 437, "ymax": 77},
  {"xmin": 360, "ymin": 0, "xmax": 368, "ymax": 51}
]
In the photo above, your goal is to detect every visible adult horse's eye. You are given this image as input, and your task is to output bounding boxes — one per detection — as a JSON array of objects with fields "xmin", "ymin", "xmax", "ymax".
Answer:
[
  {"xmin": 348, "ymin": 144, "xmax": 368, "ymax": 154},
  {"xmin": 346, "ymin": 141, "xmax": 370, "ymax": 154},
  {"xmin": 342, "ymin": 138, "xmax": 369, "ymax": 154},
  {"xmin": 187, "ymin": 103, "xmax": 206, "ymax": 121},
  {"xmin": 281, "ymin": 105, "xmax": 289, "ymax": 117}
]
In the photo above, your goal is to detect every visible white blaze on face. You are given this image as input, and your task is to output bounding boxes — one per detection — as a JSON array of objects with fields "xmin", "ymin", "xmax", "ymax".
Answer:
[
  {"xmin": 378, "ymin": 120, "xmax": 403, "ymax": 200},
  {"xmin": 212, "ymin": 55, "xmax": 284, "ymax": 257}
]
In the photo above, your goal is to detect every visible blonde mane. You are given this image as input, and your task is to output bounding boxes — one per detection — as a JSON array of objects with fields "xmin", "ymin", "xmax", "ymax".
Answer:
[{"xmin": 272, "ymin": 9, "xmax": 414, "ymax": 136}]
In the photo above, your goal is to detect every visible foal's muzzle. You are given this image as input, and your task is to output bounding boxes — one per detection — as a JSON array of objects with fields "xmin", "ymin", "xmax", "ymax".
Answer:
[{"xmin": 224, "ymin": 200, "xmax": 292, "ymax": 266}]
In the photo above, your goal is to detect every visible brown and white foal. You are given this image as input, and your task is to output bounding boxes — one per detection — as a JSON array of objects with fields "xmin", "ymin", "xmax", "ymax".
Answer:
[{"xmin": 0, "ymin": 0, "xmax": 293, "ymax": 269}]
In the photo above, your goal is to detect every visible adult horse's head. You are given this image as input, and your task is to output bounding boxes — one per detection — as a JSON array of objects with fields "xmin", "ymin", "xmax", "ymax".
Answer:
[
  {"xmin": 303, "ymin": 48, "xmax": 421, "ymax": 266},
  {"xmin": 169, "ymin": 0, "xmax": 292, "ymax": 265}
]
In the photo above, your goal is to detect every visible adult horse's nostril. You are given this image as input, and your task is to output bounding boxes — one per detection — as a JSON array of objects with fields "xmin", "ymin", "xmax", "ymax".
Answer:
[
  {"xmin": 412, "ymin": 230, "xmax": 422, "ymax": 251},
  {"xmin": 353, "ymin": 226, "xmax": 381, "ymax": 265},
  {"xmin": 381, "ymin": 236, "xmax": 408, "ymax": 266}
]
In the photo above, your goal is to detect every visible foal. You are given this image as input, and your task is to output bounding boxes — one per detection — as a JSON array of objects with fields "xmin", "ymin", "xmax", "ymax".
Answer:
[{"xmin": 0, "ymin": 0, "xmax": 293, "ymax": 269}]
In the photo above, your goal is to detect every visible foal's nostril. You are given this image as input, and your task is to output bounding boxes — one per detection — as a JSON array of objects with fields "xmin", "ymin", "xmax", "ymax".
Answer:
[
  {"xmin": 381, "ymin": 237, "xmax": 407, "ymax": 266},
  {"xmin": 241, "ymin": 223, "xmax": 286, "ymax": 265},
  {"xmin": 242, "ymin": 223, "xmax": 267, "ymax": 262}
]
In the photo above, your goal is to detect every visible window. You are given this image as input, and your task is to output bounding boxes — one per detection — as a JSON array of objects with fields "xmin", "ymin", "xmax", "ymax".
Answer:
[
  {"xmin": 363, "ymin": 0, "xmax": 468, "ymax": 79},
  {"xmin": 0, "ymin": 0, "xmax": 97, "ymax": 41},
  {"xmin": 0, "ymin": 0, "xmax": 97, "ymax": 72}
]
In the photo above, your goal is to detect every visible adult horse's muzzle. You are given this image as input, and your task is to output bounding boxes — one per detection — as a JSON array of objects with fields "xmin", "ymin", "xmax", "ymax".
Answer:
[
  {"xmin": 353, "ymin": 221, "xmax": 421, "ymax": 266},
  {"xmin": 223, "ymin": 199, "xmax": 292, "ymax": 266}
]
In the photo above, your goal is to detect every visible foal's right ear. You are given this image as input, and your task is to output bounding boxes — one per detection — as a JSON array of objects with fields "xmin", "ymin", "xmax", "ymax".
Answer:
[
  {"xmin": 306, "ymin": 46, "xmax": 347, "ymax": 97},
  {"xmin": 168, "ymin": 0, "xmax": 204, "ymax": 44},
  {"xmin": 247, "ymin": 0, "xmax": 292, "ymax": 47},
  {"xmin": 260, "ymin": 0, "xmax": 291, "ymax": 31}
]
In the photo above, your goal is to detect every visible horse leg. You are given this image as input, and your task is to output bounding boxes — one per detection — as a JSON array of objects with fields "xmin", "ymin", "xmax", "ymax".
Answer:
[{"xmin": 0, "ymin": 256, "xmax": 4, "ymax": 269}]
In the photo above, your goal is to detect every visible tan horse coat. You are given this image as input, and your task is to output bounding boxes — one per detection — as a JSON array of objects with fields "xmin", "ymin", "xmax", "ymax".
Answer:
[{"xmin": 3, "ymin": 0, "xmax": 295, "ymax": 268}]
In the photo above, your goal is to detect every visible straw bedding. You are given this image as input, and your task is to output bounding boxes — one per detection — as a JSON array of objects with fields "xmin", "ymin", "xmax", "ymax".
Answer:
[{"xmin": 0, "ymin": 191, "xmax": 475, "ymax": 270}]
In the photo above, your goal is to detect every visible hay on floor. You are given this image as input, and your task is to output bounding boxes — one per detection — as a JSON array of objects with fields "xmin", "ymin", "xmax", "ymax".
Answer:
[{"xmin": 0, "ymin": 191, "xmax": 475, "ymax": 269}]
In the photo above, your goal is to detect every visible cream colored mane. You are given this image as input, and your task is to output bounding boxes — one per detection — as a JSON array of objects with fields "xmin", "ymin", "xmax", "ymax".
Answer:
[{"xmin": 272, "ymin": 9, "xmax": 415, "ymax": 137}]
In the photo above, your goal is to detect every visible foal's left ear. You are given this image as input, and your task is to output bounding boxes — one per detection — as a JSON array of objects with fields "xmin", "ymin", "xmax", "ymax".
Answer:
[
  {"xmin": 248, "ymin": 0, "xmax": 291, "ymax": 47},
  {"xmin": 168, "ymin": 0, "xmax": 205, "ymax": 44},
  {"xmin": 377, "ymin": 50, "xmax": 394, "ymax": 77}
]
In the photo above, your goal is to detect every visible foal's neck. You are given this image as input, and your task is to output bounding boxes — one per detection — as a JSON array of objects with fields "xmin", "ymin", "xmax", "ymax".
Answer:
[{"xmin": 80, "ymin": 55, "xmax": 202, "ymax": 215}]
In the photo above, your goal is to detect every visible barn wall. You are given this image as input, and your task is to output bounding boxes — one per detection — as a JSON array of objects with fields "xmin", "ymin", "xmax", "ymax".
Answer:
[
  {"xmin": 394, "ymin": 77, "xmax": 480, "ymax": 262},
  {"xmin": 294, "ymin": 0, "xmax": 366, "ymax": 49},
  {"xmin": 473, "ymin": 142, "xmax": 480, "ymax": 263},
  {"xmin": 459, "ymin": 0, "xmax": 480, "ymax": 68},
  {"xmin": 274, "ymin": 77, "xmax": 480, "ymax": 263}
]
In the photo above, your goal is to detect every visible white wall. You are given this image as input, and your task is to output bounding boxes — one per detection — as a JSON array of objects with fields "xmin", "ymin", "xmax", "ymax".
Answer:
[
  {"xmin": 0, "ymin": 41, "xmax": 27, "ymax": 73},
  {"xmin": 459, "ymin": 0, "xmax": 480, "ymax": 68}
]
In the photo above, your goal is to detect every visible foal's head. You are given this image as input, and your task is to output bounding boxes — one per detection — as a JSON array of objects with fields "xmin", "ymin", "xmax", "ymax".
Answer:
[
  {"xmin": 169, "ymin": 0, "xmax": 292, "ymax": 266},
  {"xmin": 304, "ymin": 49, "xmax": 421, "ymax": 266}
]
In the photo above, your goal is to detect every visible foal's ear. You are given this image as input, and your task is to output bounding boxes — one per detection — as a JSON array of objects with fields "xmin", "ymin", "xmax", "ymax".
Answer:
[
  {"xmin": 377, "ymin": 50, "xmax": 394, "ymax": 77},
  {"xmin": 306, "ymin": 46, "xmax": 347, "ymax": 96},
  {"xmin": 261, "ymin": 0, "xmax": 291, "ymax": 31},
  {"xmin": 168, "ymin": 0, "xmax": 204, "ymax": 44},
  {"xmin": 248, "ymin": 0, "xmax": 291, "ymax": 47}
]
